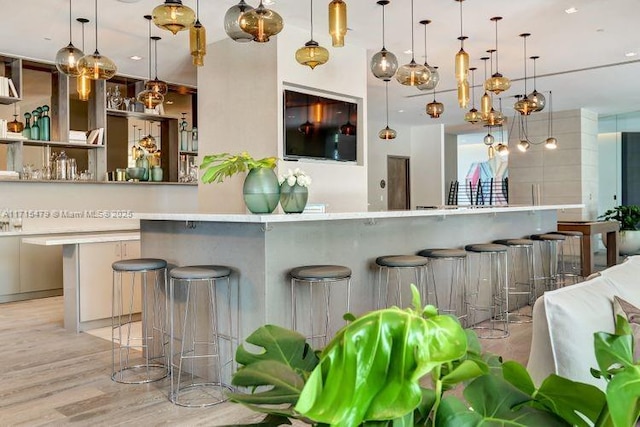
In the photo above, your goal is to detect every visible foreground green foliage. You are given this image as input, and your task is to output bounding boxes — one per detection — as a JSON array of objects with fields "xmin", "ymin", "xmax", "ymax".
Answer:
[
  {"xmin": 200, "ymin": 152, "xmax": 277, "ymax": 184},
  {"xmin": 599, "ymin": 205, "xmax": 640, "ymax": 231},
  {"xmin": 228, "ymin": 286, "xmax": 640, "ymax": 426}
]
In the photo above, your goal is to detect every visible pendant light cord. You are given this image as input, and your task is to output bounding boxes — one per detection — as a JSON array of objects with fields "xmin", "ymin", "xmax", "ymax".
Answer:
[
  {"xmin": 68, "ymin": 0, "xmax": 73, "ymax": 43},
  {"xmin": 470, "ymin": 68, "xmax": 476, "ymax": 108},
  {"xmin": 494, "ymin": 19, "xmax": 499, "ymax": 73},
  {"xmin": 154, "ymin": 38, "xmax": 159, "ymax": 79},
  {"xmin": 381, "ymin": 3, "xmax": 386, "ymax": 48},
  {"xmin": 522, "ymin": 35, "xmax": 528, "ymax": 94},
  {"xmin": 459, "ymin": 0, "xmax": 463, "ymax": 39},
  {"xmin": 80, "ymin": 20, "xmax": 85, "ymax": 51},
  {"xmin": 94, "ymin": 0, "xmax": 99, "ymax": 53},
  {"xmin": 310, "ymin": 0, "xmax": 315, "ymax": 40},
  {"xmin": 385, "ymin": 82, "xmax": 390, "ymax": 126},
  {"xmin": 532, "ymin": 57, "xmax": 538, "ymax": 90},
  {"xmin": 548, "ymin": 90, "xmax": 553, "ymax": 136},
  {"xmin": 410, "ymin": 0, "xmax": 415, "ymax": 61},
  {"xmin": 196, "ymin": 0, "xmax": 200, "ymax": 20},
  {"xmin": 147, "ymin": 18, "xmax": 152, "ymax": 80},
  {"xmin": 423, "ymin": 22, "xmax": 428, "ymax": 63}
]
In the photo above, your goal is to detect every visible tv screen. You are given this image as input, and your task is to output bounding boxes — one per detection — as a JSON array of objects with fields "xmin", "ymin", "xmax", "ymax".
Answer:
[{"xmin": 283, "ymin": 89, "xmax": 357, "ymax": 162}]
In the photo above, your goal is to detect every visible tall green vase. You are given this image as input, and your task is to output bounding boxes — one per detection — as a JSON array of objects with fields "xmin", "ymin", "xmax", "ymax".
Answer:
[
  {"xmin": 279, "ymin": 182, "xmax": 309, "ymax": 213},
  {"xmin": 243, "ymin": 168, "xmax": 280, "ymax": 214}
]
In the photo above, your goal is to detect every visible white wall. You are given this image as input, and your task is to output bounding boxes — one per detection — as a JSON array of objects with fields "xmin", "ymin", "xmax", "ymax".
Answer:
[
  {"xmin": 198, "ymin": 28, "xmax": 368, "ymax": 214},
  {"xmin": 598, "ymin": 132, "xmax": 621, "ymax": 216}
]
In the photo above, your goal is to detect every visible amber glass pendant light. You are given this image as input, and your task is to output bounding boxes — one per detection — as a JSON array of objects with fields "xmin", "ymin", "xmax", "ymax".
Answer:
[
  {"xmin": 190, "ymin": 0, "xmax": 206, "ymax": 66},
  {"xmin": 137, "ymin": 16, "xmax": 164, "ymax": 109},
  {"xmin": 240, "ymin": 0, "xmax": 284, "ymax": 43},
  {"xmin": 329, "ymin": 0, "xmax": 347, "ymax": 47},
  {"xmin": 77, "ymin": 0, "xmax": 117, "ymax": 80},
  {"xmin": 76, "ymin": 18, "xmax": 91, "ymax": 101},
  {"xmin": 224, "ymin": 0, "xmax": 254, "ymax": 42},
  {"xmin": 379, "ymin": 82, "xmax": 397, "ymax": 140},
  {"xmin": 514, "ymin": 33, "xmax": 537, "ymax": 116},
  {"xmin": 370, "ymin": 0, "xmax": 398, "ymax": 82},
  {"xmin": 480, "ymin": 56, "xmax": 492, "ymax": 120},
  {"xmin": 464, "ymin": 67, "xmax": 481, "ymax": 123},
  {"xmin": 396, "ymin": 0, "xmax": 430, "ymax": 86},
  {"xmin": 152, "ymin": 0, "xmax": 195, "ymax": 35},
  {"xmin": 145, "ymin": 36, "xmax": 169, "ymax": 95},
  {"xmin": 296, "ymin": 0, "xmax": 329, "ymax": 69},
  {"xmin": 484, "ymin": 17, "xmax": 510, "ymax": 94},
  {"xmin": 55, "ymin": 0, "xmax": 84, "ymax": 76},
  {"xmin": 528, "ymin": 56, "xmax": 546, "ymax": 112},
  {"xmin": 417, "ymin": 20, "xmax": 439, "ymax": 91},
  {"xmin": 426, "ymin": 87, "xmax": 444, "ymax": 119}
]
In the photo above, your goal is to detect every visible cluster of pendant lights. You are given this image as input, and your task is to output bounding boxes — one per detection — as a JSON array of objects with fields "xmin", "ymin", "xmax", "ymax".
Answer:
[
  {"xmin": 223, "ymin": 0, "xmax": 347, "ymax": 71},
  {"xmin": 372, "ymin": 0, "xmax": 556, "ymax": 151}
]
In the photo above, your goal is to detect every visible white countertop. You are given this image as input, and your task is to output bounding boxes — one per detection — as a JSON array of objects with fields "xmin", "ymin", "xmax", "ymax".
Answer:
[
  {"xmin": 0, "ymin": 224, "xmax": 139, "ymax": 237},
  {"xmin": 136, "ymin": 204, "xmax": 583, "ymax": 224},
  {"xmin": 23, "ymin": 232, "xmax": 140, "ymax": 246}
]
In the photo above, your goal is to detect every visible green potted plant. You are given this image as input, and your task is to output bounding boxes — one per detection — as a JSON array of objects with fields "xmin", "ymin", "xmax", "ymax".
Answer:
[
  {"xmin": 227, "ymin": 286, "xmax": 640, "ymax": 427},
  {"xmin": 599, "ymin": 205, "xmax": 640, "ymax": 255},
  {"xmin": 200, "ymin": 152, "xmax": 279, "ymax": 214}
]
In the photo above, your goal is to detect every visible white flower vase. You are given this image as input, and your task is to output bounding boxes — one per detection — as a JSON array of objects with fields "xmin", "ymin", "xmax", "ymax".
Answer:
[{"xmin": 279, "ymin": 182, "xmax": 308, "ymax": 213}]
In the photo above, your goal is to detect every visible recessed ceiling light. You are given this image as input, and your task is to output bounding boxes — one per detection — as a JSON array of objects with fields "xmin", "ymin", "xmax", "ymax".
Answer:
[
  {"xmin": 625, "ymin": 52, "xmax": 638, "ymax": 57},
  {"xmin": 565, "ymin": 7, "xmax": 578, "ymax": 14},
  {"xmin": 398, "ymin": 109, "xmax": 404, "ymax": 113},
  {"xmin": 130, "ymin": 55, "xmax": 143, "ymax": 61},
  {"xmin": 403, "ymin": 49, "xmax": 413, "ymax": 55}
]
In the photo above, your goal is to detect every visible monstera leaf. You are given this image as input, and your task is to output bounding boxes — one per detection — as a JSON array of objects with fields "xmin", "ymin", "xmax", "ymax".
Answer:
[
  {"xmin": 228, "ymin": 325, "xmax": 319, "ymax": 408},
  {"xmin": 294, "ymin": 306, "xmax": 467, "ymax": 426}
]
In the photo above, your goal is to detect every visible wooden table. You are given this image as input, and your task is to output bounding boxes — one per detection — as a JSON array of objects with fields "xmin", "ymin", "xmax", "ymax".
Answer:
[{"xmin": 557, "ymin": 221, "xmax": 620, "ymax": 277}]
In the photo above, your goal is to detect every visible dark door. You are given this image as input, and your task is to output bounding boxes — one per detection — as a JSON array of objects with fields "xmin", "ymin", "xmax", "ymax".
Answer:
[{"xmin": 387, "ymin": 156, "xmax": 410, "ymax": 210}]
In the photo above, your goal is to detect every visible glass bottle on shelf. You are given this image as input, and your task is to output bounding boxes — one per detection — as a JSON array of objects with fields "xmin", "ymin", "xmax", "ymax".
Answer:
[
  {"xmin": 136, "ymin": 155, "xmax": 150, "ymax": 182},
  {"xmin": 180, "ymin": 113, "xmax": 189, "ymax": 151},
  {"xmin": 40, "ymin": 105, "xmax": 51, "ymax": 141},
  {"xmin": 30, "ymin": 110, "xmax": 40, "ymax": 141},
  {"xmin": 22, "ymin": 112, "xmax": 31, "ymax": 139},
  {"xmin": 191, "ymin": 126, "xmax": 198, "ymax": 152},
  {"xmin": 111, "ymin": 85, "xmax": 123, "ymax": 110}
]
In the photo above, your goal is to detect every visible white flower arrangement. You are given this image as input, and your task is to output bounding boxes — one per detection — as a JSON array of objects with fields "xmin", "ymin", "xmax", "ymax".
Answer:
[{"xmin": 279, "ymin": 168, "xmax": 312, "ymax": 188}]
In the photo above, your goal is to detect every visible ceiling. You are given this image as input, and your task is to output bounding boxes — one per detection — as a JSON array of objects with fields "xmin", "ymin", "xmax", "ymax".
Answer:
[{"xmin": 2, "ymin": 0, "xmax": 640, "ymax": 133}]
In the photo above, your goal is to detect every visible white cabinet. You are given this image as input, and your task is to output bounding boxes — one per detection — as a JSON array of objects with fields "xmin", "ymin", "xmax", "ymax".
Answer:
[
  {"xmin": 78, "ymin": 240, "xmax": 141, "ymax": 322},
  {"xmin": 20, "ymin": 239, "xmax": 62, "ymax": 293}
]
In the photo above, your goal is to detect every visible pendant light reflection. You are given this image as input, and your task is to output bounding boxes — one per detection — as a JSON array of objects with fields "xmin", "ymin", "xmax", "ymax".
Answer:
[
  {"xmin": 76, "ymin": 18, "xmax": 91, "ymax": 101},
  {"xmin": 379, "ymin": 82, "xmax": 396, "ymax": 140},
  {"xmin": 484, "ymin": 17, "xmax": 511, "ymax": 94},
  {"xmin": 145, "ymin": 36, "xmax": 169, "ymax": 95},
  {"xmin": 240, "ymin": 0, "xmax": 284, "ymax": 43},
  {"xmin": 299, "ymin": 95, "xmax": 314, "ymax": 136},
  {"xmin": 189, "ymin": 0, "xmax": 206, "ymax": 66},
  {"xmin": 55, "ymin": 0, "xmax": 84, "ymax": 76},
  {"xmin": 340, "ymin": 104, "xmax": 356, "ymax": 136},
  {"xmin": 77, "ymin": 0, "xmax": 117, "ymax": 80},
  {"xmin": 396, "ymin": 0, "xmax": 430, "ymax": 86},
  {"xmin": 296, "ymin": 0, "xmax": 329, "ymax": 69},
  {"xmin": 224, "ymin": 0, "xmax": 254, "ymax": 42},
  {"xmin": 371, "ymin": 0, "xmax": 398, "ymax": 82},
  {"xmin": 328, "ymin": 0, "xmax": 347, "ymax": 47},
  {"xmin": 152, "ymin": 0, "xmax": 195, "ymax": 35},
  {"xmin": 417, "ymin": 20, "xmax": 439, "ymax": 91},
  {"xmin": 137, "ymin": 16, "xmax": 163, "ymax": 109}
]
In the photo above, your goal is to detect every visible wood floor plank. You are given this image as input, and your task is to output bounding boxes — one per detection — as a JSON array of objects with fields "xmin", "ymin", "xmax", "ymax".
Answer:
[{"xmin": 0, "ymin": 296, "xmax": 532, "ymax": 425}]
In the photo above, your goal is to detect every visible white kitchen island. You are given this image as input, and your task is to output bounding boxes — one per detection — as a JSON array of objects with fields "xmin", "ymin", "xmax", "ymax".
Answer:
[{"xmin": 138, "ymin": 205, "xmax": 580, "ymax": 341}]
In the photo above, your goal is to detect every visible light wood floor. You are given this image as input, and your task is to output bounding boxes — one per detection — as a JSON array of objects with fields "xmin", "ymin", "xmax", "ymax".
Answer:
[{"xmin": 0, "ymin": 297, "xmax": 532, "ymax": 426}]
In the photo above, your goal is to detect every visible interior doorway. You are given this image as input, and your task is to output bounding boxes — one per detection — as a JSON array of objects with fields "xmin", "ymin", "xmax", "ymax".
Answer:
[{"xmin": 387, "ymin": 156, "xmax": 410, "ymax": 210}]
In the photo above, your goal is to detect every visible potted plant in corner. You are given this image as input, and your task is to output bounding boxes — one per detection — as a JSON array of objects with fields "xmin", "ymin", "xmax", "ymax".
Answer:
[
  {"xmin": 200, "ymin": 152, "xmax": 279, "ymax": 214},
  {"xmin": 599, "ymin": 205, "xmax": 640, "ymax": 255}
]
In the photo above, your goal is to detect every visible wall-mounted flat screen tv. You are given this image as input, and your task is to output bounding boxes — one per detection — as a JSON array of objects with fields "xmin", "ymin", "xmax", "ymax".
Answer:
[{"xmin": 283, "ymin": 89, "xmax": 357, "ymax": 162}]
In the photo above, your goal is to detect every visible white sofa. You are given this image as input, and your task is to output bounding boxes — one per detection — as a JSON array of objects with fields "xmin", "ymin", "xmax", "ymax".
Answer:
[{"xmin": 527, "ymin": 255, "xmax": 640, "ymax": 390}]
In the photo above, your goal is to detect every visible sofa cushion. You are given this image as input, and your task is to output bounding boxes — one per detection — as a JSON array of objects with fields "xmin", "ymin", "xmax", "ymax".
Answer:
[
  {"xmin": 613, "ymin": 296, "xmax": 640, "ymax": 361},
  {"xmin": 531, "ymin": 256, "xmax": 640, "ymax": 390}
]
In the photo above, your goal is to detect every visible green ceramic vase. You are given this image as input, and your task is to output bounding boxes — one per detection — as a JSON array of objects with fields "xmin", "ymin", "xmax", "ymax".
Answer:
[
  {"xmin": 279, "ymin": 182, "xmax": 309, "ymax": 213},
  {"xmin": 243, "ymin": 168, "xmax": 280, "ymax": 214}
]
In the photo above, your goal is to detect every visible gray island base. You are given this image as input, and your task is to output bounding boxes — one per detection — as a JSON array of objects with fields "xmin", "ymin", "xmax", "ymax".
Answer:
[{"xmin": 139, "ymin": 205, "xmax": 577, "ymax": 341}]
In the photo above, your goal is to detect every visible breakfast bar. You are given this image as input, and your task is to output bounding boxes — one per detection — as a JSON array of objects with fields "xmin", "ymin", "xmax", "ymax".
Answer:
[{"xmin": 138, "ymin": 205, "xmax": 579, "ymax": 339}]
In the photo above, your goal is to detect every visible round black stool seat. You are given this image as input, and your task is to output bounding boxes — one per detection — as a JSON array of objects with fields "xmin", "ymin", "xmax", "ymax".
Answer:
[
  {"xmin": 376, "ymin": 255, "xmax": 428, "ymax": 267},
  {"xmin": 494, "ymin": 239, "xmax": 534, "ymax": 246},
  {"xmin": 465, "ymin": 243, "xmax": 508, "ymax": 253},
  {"xmin": 290, "ymin": 265, "xmax": 352, "ymax": 281},
  {"xmin": 531, "ymin": 233, "xmax": 566, "ymax": 241},
  {"xmin": 112, "ymin": 258, "xmax": 167, "ymax": 272},
  {"xmin": 170, "ymin": 265, "xmax": 231, "ymax": 280},
  {"xmin": 418, "ymin": 248, "xmax": 467, "ymax": 258}
]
